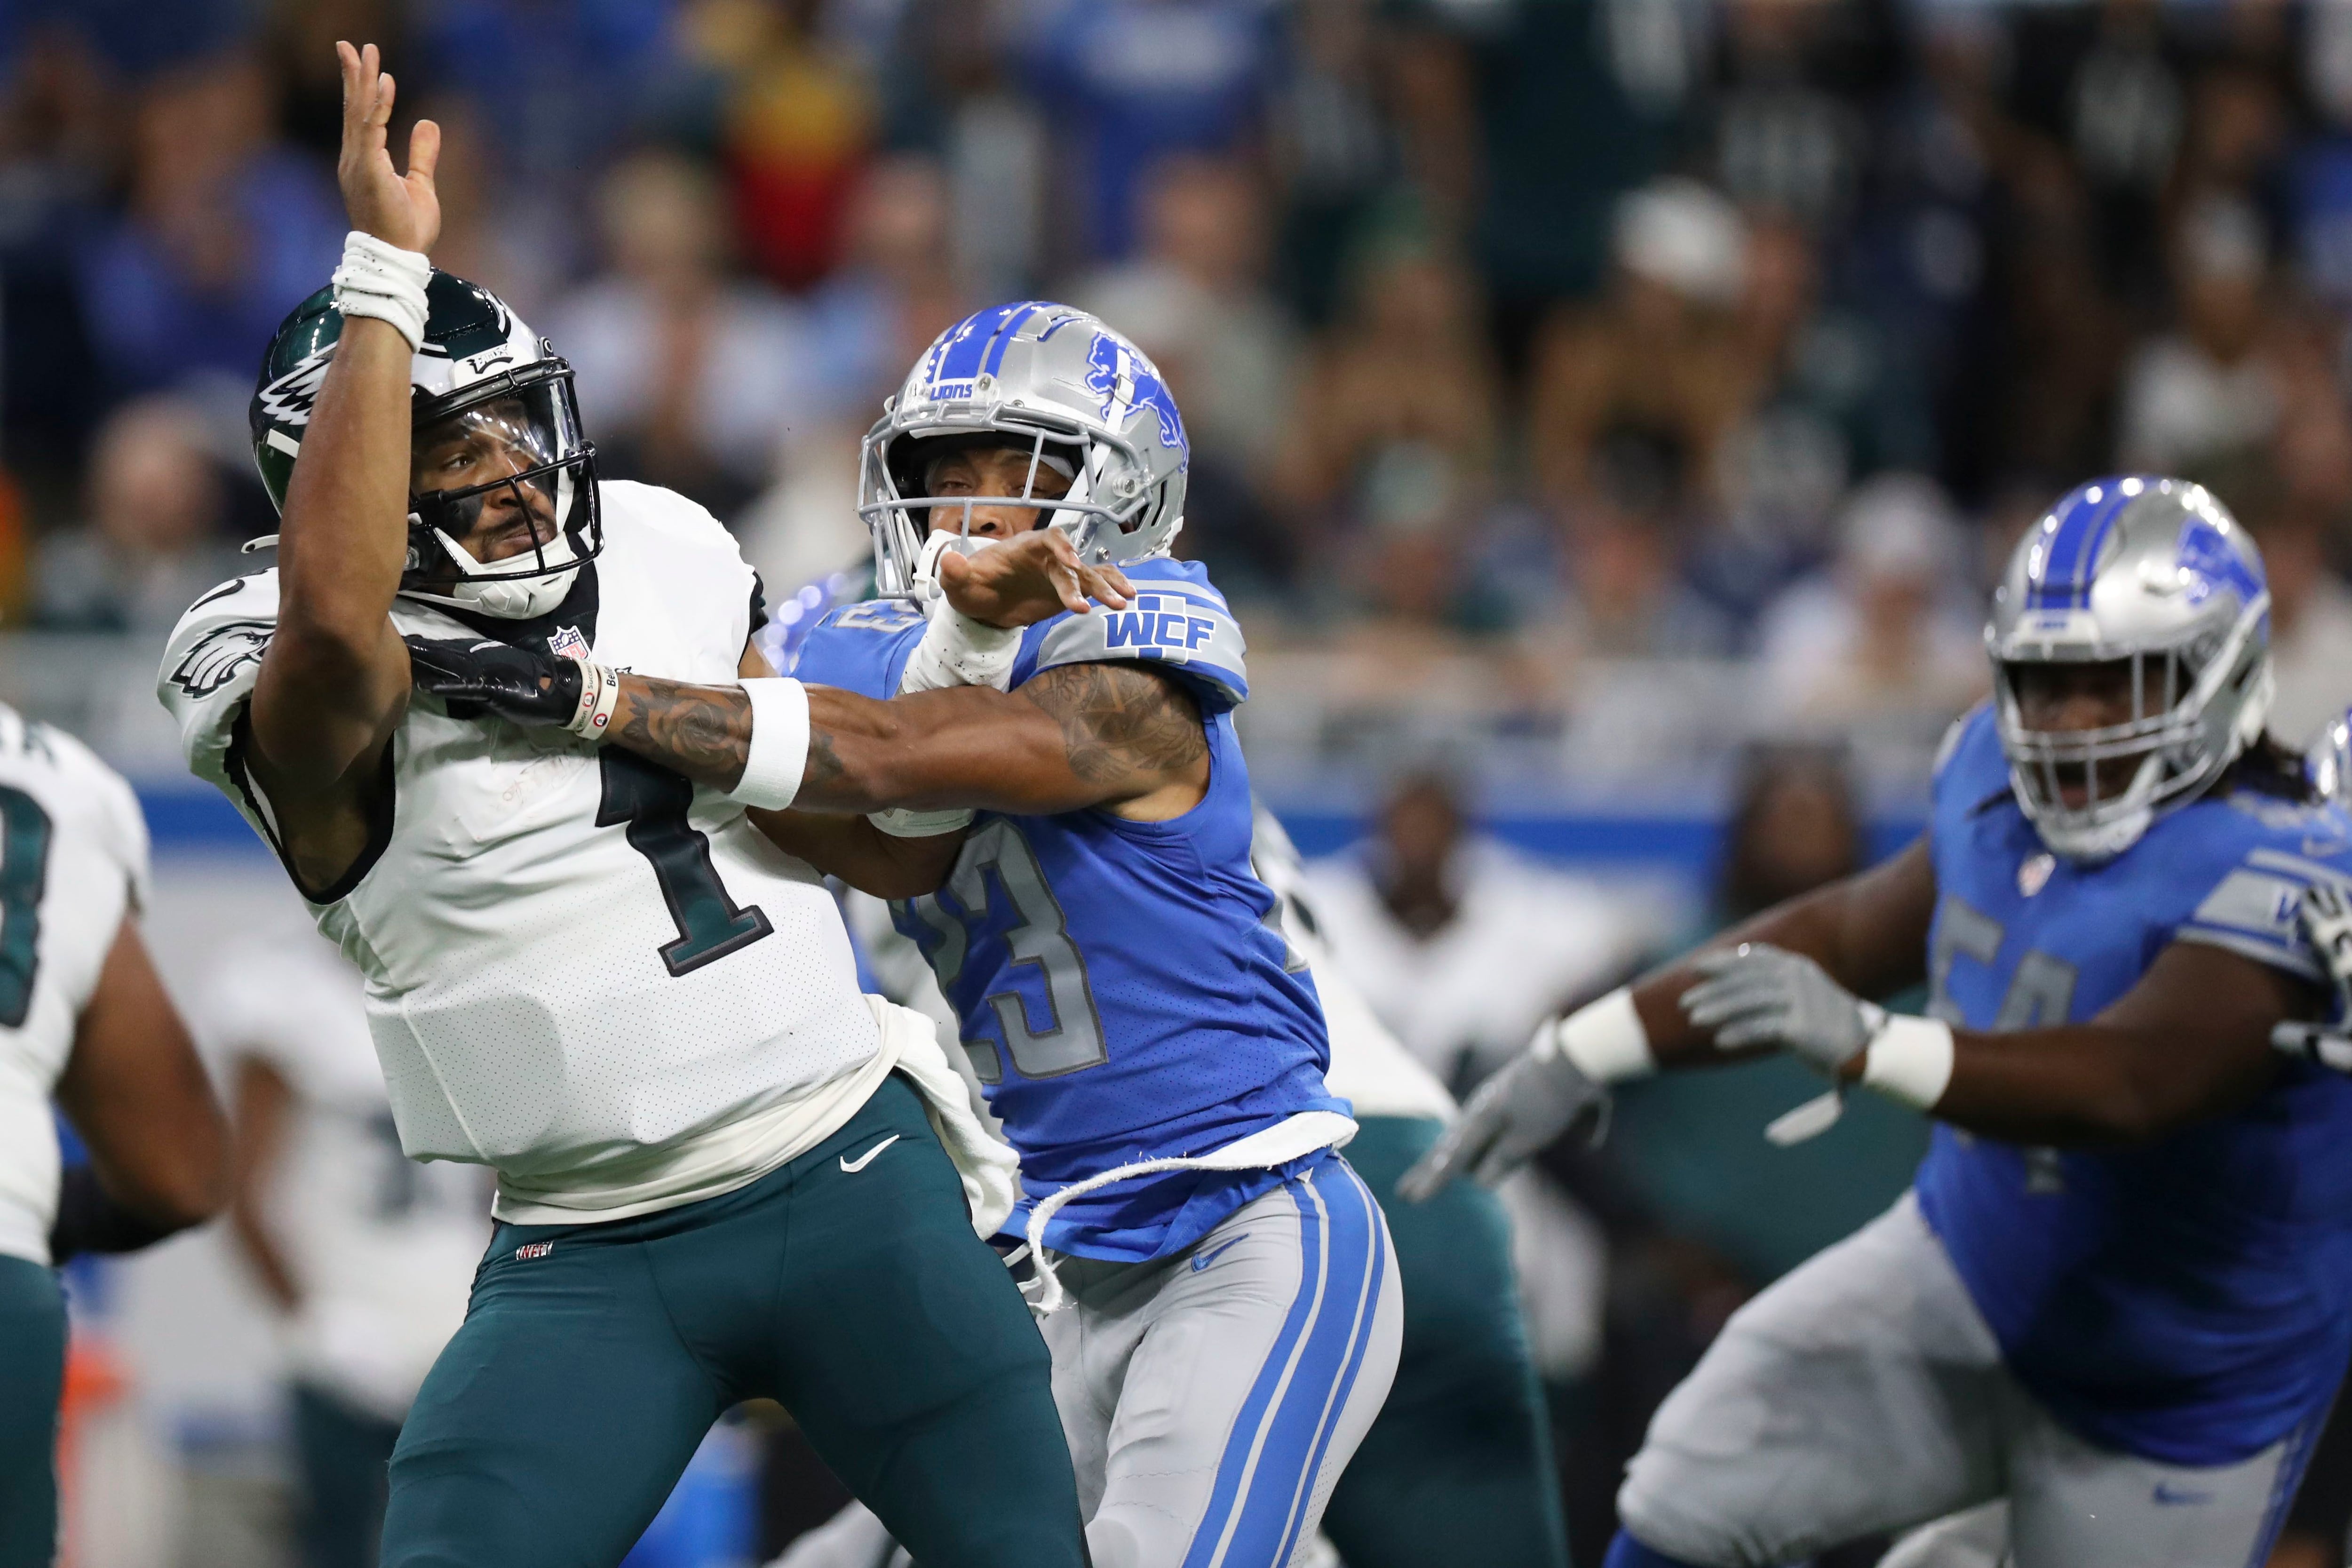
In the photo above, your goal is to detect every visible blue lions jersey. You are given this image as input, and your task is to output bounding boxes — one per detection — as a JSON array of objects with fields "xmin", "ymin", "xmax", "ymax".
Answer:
[
  {"xmin": 1915, "ymin": 704, "xmax": 2352, "ymax": 1465},
  {"xmin": 793, "ymin": 559, "xmax": 1343, "ymax": 1262}
]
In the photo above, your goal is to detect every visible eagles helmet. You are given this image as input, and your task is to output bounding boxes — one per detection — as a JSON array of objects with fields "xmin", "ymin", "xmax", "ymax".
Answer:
[
  {"xmin": 859, "ymin": 301, "xmax": 1188, "ymax": 598},
  {"xmin": 1986, "ymin": 476, "xmax": 2273, "ymax": 860},
  {"xmin": 250, "ymin": 271, "xmax": 600, "ymax": 620}
]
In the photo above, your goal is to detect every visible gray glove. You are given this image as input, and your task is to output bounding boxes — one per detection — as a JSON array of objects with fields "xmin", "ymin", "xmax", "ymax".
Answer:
[
  {"xmin": 1680, "ymin": 943, "xmax": 1885, "ymax": 1078},
  {"xmin": 1395, "ymin": 1028, "xmax": 1609, "ymax": 1202},
  {"xmin": 2273, "ymin": 883, "xmax": 2352, "ymax": 1072}
]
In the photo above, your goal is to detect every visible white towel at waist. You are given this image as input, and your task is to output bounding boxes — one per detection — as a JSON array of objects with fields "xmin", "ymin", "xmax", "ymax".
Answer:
[{"xmin": 1023, "ymin": 1109, "xmax": 1359, "ymax": 1315}]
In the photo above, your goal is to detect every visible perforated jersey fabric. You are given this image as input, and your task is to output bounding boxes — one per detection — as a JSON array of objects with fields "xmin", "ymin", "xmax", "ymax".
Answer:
[{"xmin": 158, "ymin": 482, "xmax": 881, "ymax": 1220}]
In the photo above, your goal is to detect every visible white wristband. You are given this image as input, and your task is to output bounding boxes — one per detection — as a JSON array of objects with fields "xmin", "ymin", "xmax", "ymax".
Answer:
[
  {"xmin": 900, "ymin": 597, "xmax": 1021, "ymax": 695},
  {"xmin": 868, "ymin": 806, "xmax": 976, "ymax": 838},
  {"xmin": 732, "ymin": 678, "xmax": 810, "ymax": 810},
  {"xmin": 331, "ymin": 231, "xmax": 432, "ymax": 350},
  {"xmin": 1541, "ymin": 987, "xmax": 1654, "ymax": 1083},
  {"xmin": 564, "ymin": 661, "xmax": 621, "ymax": 739},
  {"xmin": 1861, "ymin": 1016, "xmax": 1956, "ymax": 1110}
]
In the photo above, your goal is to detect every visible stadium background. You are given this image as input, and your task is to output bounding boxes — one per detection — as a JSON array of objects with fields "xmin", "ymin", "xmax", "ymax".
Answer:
[{"xmin": 7, "ymin": 0, "xmax": 2352, "ymax": 1563}]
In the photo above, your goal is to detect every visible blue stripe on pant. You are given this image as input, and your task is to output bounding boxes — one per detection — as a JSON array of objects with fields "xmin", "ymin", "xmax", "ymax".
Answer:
[{"xmin": 1183, "ymin": 1160, "xmax": 1390, "ymax": 1568}]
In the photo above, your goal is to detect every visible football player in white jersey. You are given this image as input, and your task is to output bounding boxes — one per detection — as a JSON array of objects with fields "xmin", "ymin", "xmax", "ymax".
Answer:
[
  {"xmin": 205, "ymin": 940, "xmax": 488, "ymax": 1568},
  {"xmin": 155, "ymin": 46, "xmax": 1086, "ymax": 1568},
  {"xmin": 0, "ymin": 708, "xmax": 228, "ymax": 1565}
]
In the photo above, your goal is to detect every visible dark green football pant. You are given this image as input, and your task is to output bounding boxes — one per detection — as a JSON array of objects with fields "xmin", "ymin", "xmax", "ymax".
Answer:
[
  {"xmin": 379, "ymin": 1075, "xmax": 1086, "ymax": 1568},
  {"xmin": 0, "ymin": 1255, "xmax": 64, "ymax": 1568},
  {"xmin": 1325, "ymin": 1115, "xmax": 1573, "ymax": 1568}
]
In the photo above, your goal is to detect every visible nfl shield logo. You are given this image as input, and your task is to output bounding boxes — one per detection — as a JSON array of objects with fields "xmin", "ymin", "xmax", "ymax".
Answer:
[
  {"xmin": 2018, "ymin": 852, "xmax": 2056, "ymax": 898},
  {"xmin": 548, "ymin": 625, "xmax": 590, "ymax": 661}
]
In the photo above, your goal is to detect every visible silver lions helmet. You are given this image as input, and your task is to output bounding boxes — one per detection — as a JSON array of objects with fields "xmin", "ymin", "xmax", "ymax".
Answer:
[
  {"xmin": 1987, "ymin": 475, "xmax": 2274, "ymax": 861},
  {"xmin": 859, "ymin": 301, "xmax": 1189, "ymax": 597}
]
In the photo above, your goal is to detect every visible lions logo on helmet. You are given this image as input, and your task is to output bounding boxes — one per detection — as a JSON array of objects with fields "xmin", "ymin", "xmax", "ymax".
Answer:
[
  {"xmin": 859, "ymin": 302, "xmax": 1190, "ymax": 599},
  {"xmin": 248, "ymin": 271, "xmax": 602, "ymax": 621},
  {"xmin": 1987, "ymin": 475, "xmax": 2273, "ymax": 860}
]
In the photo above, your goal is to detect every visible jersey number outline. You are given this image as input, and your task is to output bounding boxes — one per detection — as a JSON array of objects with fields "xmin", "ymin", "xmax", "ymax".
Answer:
[
  {"xmin": 897, "ymin": 819, "xmax": 1108, "ymax": 1083},
  {"xmin": 596, "ymin": 752, "xmax": 773, "ymax": 976},
  {"xmin": 1928, "ymin": 891, "xmax": 2079, "ymax": 1193},
  {"xmin": 0, "ymin": 787, "xmax": 51, "ymax": 1028}
]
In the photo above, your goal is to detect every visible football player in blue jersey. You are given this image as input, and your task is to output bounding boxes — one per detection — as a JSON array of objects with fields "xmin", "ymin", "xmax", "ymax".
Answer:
[
  {"xmin": 1399, "ymin": 476, "xmax": 2352, "ymax": 1568},
  {"xmin": 413, "ymin": 303, "xmax": 1403, "ymax": 1568}
]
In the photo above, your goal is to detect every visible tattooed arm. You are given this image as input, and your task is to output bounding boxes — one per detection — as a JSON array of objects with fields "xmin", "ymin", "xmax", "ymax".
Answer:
[{"xmin": 602, "ymin": 658, "xmax": 1211, "ymax": 822}]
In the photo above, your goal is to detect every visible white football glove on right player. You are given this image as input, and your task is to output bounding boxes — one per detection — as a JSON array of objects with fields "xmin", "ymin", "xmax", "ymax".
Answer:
[{"xmin": 2273, "ymin": 882, "xmax": 2352, "ymax": 1074}]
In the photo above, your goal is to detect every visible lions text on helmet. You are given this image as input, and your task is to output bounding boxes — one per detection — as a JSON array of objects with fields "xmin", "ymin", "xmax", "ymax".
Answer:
[
  {"xmin": 249, "ymin": 272, "xmax": 601, "ymax": 621},
  {"xmin": 1986, "ymin": 476, "xmax": 2272, "ymax": 862},
  {"xmin": 859, "ymin": 302, "xmax": 1189, "ymax": 598}
]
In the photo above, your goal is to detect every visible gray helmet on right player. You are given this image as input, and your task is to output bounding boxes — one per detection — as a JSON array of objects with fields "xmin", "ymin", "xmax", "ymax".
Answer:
[
  {"xmin": 251, "ymin": 271, "xmax": 600, "ymax": 621},
  {"xmin": 1986, "ymin": 476, "xmax": 2273, "ymax": 861},
  {"xmin": 858, "ymin": 302, "xmax": 1189, "ymax": 598}
]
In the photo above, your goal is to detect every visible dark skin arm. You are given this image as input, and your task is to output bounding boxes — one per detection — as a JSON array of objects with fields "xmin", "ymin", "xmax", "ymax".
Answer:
[
  {"xmin": 605, "ymin": 660, "xmax": 1209, "ymax": 821},
  {"xmin": 722, "ymin": 643, "xmax": 967, "ymax": 898},
  {"xmin": 55, "ymin": 918, "xmax": 231, "ymax": 1234},
  {"xmin": 1626, "ymin": 836, "xmax": 1941, "ymax": 1066},
  {"xmin": 227, "ymin": 1057, "xmax": 302, "ymax": 1312},
  {"xmin": 604, "ymin": 533, "xmax": 1203, "ymax": 895},
  {"xmin": 1635, "ymin": 834, "xmax": 2315, "ymax": 1146},
  {"xmin": 245, "ymin": 42, "xmax": 439, "ymax": 896}
]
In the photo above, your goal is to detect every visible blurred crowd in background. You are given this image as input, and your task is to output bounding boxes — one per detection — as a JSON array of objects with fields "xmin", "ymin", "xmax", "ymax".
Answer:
[
  {"xmin": 17, "ymin": 1, "xmax": 2352, "ymax": 1565},
  {"xmin": 11, "ymin": 0, "xmax": 2352, "ymax": 764}
]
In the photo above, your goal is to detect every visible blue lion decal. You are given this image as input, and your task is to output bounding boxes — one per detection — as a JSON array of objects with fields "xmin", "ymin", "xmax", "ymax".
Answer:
[{"xmin": 1084, "ymin": 332, "xmax": 1187, "ymax": 460}]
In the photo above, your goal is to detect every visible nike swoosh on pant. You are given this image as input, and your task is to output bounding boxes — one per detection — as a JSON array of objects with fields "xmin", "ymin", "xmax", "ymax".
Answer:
[
  {"xmin": 1191, "ymin": 1234, "xmax": 1252, "ymax": 1272},
  {"xmin": 840, "ymin": 1134, "xmax": 901, "ymax": 1173}
]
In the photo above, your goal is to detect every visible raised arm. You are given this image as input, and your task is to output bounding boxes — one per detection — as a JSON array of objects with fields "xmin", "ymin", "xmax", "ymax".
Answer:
[{"xmin": 245, "ymin": 42, "xmax": 439, "ymax": 891}]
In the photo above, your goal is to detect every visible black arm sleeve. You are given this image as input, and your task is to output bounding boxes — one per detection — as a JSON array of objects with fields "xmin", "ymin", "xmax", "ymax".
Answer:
[{"xmin": 48, "ymin": 1164, "xmax": 184, "ymax": 1264}]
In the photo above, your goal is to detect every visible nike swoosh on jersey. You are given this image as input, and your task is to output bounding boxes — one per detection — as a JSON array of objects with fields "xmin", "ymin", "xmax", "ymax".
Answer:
[
  {"xmin": 1190, "ymin": 1233, "xmax": 1250, "ymax": 1272},
  {"xmin": 2151, "ymin": 1482, "xmax": 2213, "ymax": 1506},
  {"xmin": 839, "ymin": 1134, "xmax": 901, "ymax": 1174}
]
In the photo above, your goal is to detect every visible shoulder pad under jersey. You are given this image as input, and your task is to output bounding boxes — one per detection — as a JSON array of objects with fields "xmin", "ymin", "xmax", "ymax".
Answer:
[
  {"xmin": 1021, "ymin": 559, "xmax": 1248, "ymax": 712},
  {"xmin": 2174, "ymin": 799, "xmax": 2352, "ymax": 984},
  {"xmin": 157, "ymin": 573, "xmax": 281, "ymax": 791}
]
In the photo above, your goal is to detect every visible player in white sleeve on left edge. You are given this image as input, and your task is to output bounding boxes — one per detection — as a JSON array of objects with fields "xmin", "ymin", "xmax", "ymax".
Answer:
[{"xmin": 0, "ymin": 708, "xmax": 229, "ymax": 1565}]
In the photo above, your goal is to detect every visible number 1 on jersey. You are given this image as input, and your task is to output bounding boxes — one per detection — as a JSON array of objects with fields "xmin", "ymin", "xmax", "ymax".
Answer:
[{"xmin": 597, "ymin": 751, "xmax": 771, "ymax": 976}]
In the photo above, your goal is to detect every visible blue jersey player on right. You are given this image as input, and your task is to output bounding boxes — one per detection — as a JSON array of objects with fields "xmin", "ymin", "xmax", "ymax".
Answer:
[{"xmin": 1404, "ymin": 477, "xmax": 2352, "ymax": 1568}]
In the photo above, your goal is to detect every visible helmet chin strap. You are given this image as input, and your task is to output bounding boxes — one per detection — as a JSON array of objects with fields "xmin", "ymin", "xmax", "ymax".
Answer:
[{"xmin": 420, "ymin": 524, "xmax": 582, "ymax": 620}]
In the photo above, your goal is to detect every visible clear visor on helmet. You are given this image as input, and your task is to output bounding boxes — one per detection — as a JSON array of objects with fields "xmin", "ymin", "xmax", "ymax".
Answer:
[
  {"xmin": 858, "ymin": 416, "xmax": 1154, "ymax": 599},
  {"xmin": 408, "ymin": 366, "xmax": 592, "ymax": 584}
]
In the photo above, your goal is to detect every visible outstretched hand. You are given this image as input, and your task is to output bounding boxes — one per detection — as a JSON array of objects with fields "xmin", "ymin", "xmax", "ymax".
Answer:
[
  {"xmin": 938, "ymin": 531, "xmax": 1135, "ymax": 629},
  {"xmin": 336, "ymin": 40, "xmax": 440, "ymax": 254}
]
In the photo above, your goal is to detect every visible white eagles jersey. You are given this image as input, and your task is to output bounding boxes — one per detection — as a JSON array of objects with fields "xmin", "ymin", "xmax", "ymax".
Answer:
[
  {"xmin": 0, "ymin": 708, "xmax": 151, "ymax": 1266},
  {"xmin": 158, "ymin": 481, "xmax": 881, "ymax": 1222},
  {"xmin": 1248, "ymin": 804, "xmax": 1454, "ymax": 1122},
  {"xmin": 199, "ymin": 940, "xmax": 488, "ymax": 1420}
]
